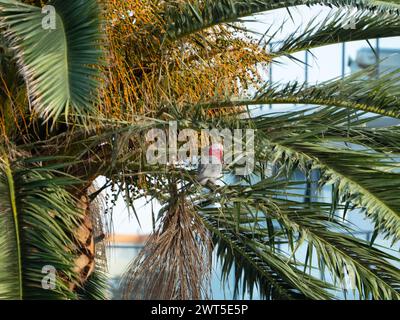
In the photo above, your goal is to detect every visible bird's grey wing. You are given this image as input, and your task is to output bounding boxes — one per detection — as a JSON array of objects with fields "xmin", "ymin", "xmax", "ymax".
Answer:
[{"xmin": 197, "ymin": 163, "xmax": 207, "ymax": 175}]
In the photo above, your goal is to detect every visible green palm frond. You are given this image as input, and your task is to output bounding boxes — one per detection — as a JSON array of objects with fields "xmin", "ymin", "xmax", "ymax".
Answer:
[
  {"xmin": 251, "ymin": 106, "xmax": 400, "ymax": 155},
  {"xmin": 196, "ymin": 179, "xmax": 400, "ymax": 299},
  {"xmin": 76, "ymin": 270, "xmax": 109, "ymax": 300},
  {"xmin": 270, "ymin": 8, "xmax": 400, "ymax": 57},
  {"xmin": 0, "ymin": 0, "xmax": 102, "ymax": 121},
  {"xmin": 200, "ymin": 209, "xmax": 335, "ymax": 300},
  {"xmin": 163, "ymin": 0, "xmax": 400, "ymax": 40},
  {"xmin": 200, "ymin": 67, "xmax": 400, "ymax": 118},
  {"xmin": 251, "ymin": 109, "xmax": 400, "ymax": 242},
  {"xmin": 282, "ymin": 146, "xmax": 400, "ymax": 242},
  {"xmin": 269, "ymin": 199, "xmax": 400, "ymax": 300},
  {"xmin": 0, "ymin": 152, "xmax": 82, "ymax": 299}
]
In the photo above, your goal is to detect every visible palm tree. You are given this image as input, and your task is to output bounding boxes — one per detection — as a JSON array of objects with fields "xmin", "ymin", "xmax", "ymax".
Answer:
[{"xmin": 0, "ymin": 0, "xmax": 399, "ymax": 300}]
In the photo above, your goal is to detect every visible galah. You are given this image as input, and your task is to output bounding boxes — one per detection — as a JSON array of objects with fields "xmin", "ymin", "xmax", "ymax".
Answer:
[{"xmin": 197, "ymin": 143, "xmax": 223, "ymax": 186}]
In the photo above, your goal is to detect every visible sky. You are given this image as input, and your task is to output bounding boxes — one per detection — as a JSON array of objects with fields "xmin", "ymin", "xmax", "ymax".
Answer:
[{"xmin": 101, "ymin": 5, "xmax": 400, "ymax": 235}]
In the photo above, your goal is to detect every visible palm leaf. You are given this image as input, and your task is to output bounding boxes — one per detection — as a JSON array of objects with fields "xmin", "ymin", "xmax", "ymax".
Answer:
[
  {"xmin": 0, "ymin": 0, "xmax": 102, "ymax": 121},
  {"xmin": 0, "ymin": 152, "xmax": 83, "ymax": 299},
  {"xmin": 163, "ymin": 0, "xmax": 400, "ymax": 40},
  {"xmin": 196, "ymin": 179, "xmax": 400, "ymax": 299},
  {"xmin": 200, "ymin": 208, "xmax": 335, "ymax": 300},
  {"xmin": 270, "ymin": 7, "xmax": 400, "ymax": 57},
  {"xmin": 250, "ymin": 109, "xmax": 400, "ymax": 242},
  {"xmin": 199, "ymin": 67, "xmax": 400, "ymax": 119}
]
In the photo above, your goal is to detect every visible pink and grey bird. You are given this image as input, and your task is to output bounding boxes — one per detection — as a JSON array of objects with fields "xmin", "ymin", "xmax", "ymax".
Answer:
[{"xmin": 197, "ymin": 143, "xmax": 223, "ymax": 186}]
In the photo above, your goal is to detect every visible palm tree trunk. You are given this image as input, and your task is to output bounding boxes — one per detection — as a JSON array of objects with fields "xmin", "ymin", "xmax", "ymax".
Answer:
[
  {"xmin": 69, "ymin": 188, "xmax": 106, "ymax": 293},
  {"xmin": 66, "ymin": 194, "xmax": 94, "ymax": 291}
]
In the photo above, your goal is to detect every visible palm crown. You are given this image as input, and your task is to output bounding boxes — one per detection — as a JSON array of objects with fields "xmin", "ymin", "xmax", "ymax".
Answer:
[{"xmin": 0, "ymin": 0, "xmax": 399, "ymax": 300}]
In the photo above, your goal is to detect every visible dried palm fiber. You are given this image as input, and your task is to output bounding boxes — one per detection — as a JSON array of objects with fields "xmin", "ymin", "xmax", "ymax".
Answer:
[
  {"xmin": 122, "ymin": 191, "xmax": 212, "ymax": 299},
  {"xmin": 68, "ymin": 184, "xmax": 108, "ymax": 291},
  {"xmin": 88, "ymin": 183, "xmax": 108, "ymax": 274},
  {"xmin": 0, "ymin": 34, "xmax": 29, "ymax": 141}
]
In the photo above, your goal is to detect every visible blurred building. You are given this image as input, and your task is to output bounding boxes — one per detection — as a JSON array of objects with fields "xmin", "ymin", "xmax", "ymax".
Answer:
[
  {"xmin": 348, "ymin": 47, "xmax": 400, "ymax": 127},
  {"xmin": 348, "ymin": 47, "xmax": 400, "ymax": 73},
  {"xmin": 107, "ymin": 234, "xmax": 147, "ymax": 299}
]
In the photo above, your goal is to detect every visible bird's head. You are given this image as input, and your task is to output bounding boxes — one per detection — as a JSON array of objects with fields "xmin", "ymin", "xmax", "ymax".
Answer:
[{"xmin": 208, "ymin": 143, "xmax": 223, "ymax": 163}]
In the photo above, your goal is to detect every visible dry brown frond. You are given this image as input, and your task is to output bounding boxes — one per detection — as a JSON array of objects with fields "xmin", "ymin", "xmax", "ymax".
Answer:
[
  {"xmin": 88, "ymin": 183, "xmax": 109, "ymax": 274},
  {"xmin": 121, "ymin": 191, "xmax": 212, "ymax": 300}
]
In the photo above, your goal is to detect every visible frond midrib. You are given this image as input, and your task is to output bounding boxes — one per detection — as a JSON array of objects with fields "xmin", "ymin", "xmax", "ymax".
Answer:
[{"xmin": 3, "ymin": 157, "xmax": 23, "ymax": 300}]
